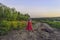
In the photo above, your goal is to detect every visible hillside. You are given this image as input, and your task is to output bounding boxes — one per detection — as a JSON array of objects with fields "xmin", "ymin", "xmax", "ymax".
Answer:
[
  {"xmin": 0, "ymin": 23, "xmax": 60, "ymax": 40},
  {"xmin": 0, "ymin": 3, "xmax": 29, "ymax": 36}
]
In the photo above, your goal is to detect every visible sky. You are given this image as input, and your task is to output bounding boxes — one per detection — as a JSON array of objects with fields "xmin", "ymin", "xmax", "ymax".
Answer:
[{"xmin": 0, "ymin": 0, "xmax": 60, "ymax": 18}]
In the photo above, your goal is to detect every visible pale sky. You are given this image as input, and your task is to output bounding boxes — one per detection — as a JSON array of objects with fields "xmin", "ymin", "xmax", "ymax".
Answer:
[{"xmin": 0, "ymin": 0, "xmax": 60, "ymax": 18}]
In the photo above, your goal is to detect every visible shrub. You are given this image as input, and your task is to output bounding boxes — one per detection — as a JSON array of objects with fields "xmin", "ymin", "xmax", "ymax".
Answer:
[
  {"xmin": 11, "ymin": 21, "xmax": 27, "ymax": 30},
  {"xmin": 18, "ymin": 21, "xmax": 27, "ymax": 29},
  {"xmin": 0, "ymin": 20, "xmax": 11, "ymax": 35},
  {"xmin": 0, "ymin": 21, "xmax": 27, "ymax": 35},
  {"xmin": 11, "ymin": 21, "xmax": 18, "ymax": 30}
]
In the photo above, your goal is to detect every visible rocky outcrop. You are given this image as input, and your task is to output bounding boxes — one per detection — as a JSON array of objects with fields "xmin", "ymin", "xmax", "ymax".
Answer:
[{"xmin": 0, "ymin": 23, "xmax": 60, "ymax": 40}]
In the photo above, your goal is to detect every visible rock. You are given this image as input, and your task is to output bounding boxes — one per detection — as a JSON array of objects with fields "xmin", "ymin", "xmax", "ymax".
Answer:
[
  {"xmin": 0, "ymin": 23, "xmax": 60, "ymax": 40},
  {"xmin": 40, "ymin": 23, "xmax": 54, "ymax": 33}
]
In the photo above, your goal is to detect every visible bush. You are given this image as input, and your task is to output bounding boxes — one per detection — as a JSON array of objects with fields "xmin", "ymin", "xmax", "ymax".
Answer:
[
  {"xmin": 11, "ymin": 21, "xmax": 27, "ymax": 30},
  {"xmin": 11, "ymin": 21, "xmax": 18, "ymax": 30},
  {"xmin": 0, "ymin": 21, "xmax": 27, "ymax": 35},
  {"xmin": 0, "ymin": 20, "xmax": 11, "ymax": 35},
  {"xmin": 19, "ymin": 21, "xmax": 27, "ymax": 29}
]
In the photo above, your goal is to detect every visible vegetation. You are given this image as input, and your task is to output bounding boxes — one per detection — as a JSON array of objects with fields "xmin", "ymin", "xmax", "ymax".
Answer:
[
  {"xmin": 44, "ymin": 21, "xmax": 60, "ymax": 29},
  {"xmin": 32, "ymin": 17, "xmax": 60, "ymax": 29},
  {"xmin": 0, "ymin": 3, "xmax": 30, "ymax": 36}
]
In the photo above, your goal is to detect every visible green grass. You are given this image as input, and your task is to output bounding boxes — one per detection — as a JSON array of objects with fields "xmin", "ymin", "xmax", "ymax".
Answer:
[{"xmin": 41, "ymin": 21, "xmax": 60, "ymax": 29}]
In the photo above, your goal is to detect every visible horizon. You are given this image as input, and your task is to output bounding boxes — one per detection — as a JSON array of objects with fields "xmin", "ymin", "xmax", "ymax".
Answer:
[{"xmin": 0, "ymin": 0, "xmax": 60, "ymax": 18}]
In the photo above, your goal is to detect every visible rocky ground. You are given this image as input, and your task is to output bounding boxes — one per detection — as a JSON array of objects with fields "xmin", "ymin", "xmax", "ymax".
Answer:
[{"xmin": 0, "ymin": 23, "xmax": 60, "ymax": 40}]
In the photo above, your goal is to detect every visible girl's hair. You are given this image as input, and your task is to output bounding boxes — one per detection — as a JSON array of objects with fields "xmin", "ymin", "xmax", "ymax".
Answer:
[{"xmin": 28, "ymin": 18, "xmax": 32, "ymax": 21}]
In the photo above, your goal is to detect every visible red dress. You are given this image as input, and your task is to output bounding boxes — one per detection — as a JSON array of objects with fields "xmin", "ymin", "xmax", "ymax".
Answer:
[{"xmin": 26, "ymin": 20, "xmax": 33, "ymax": 31}]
